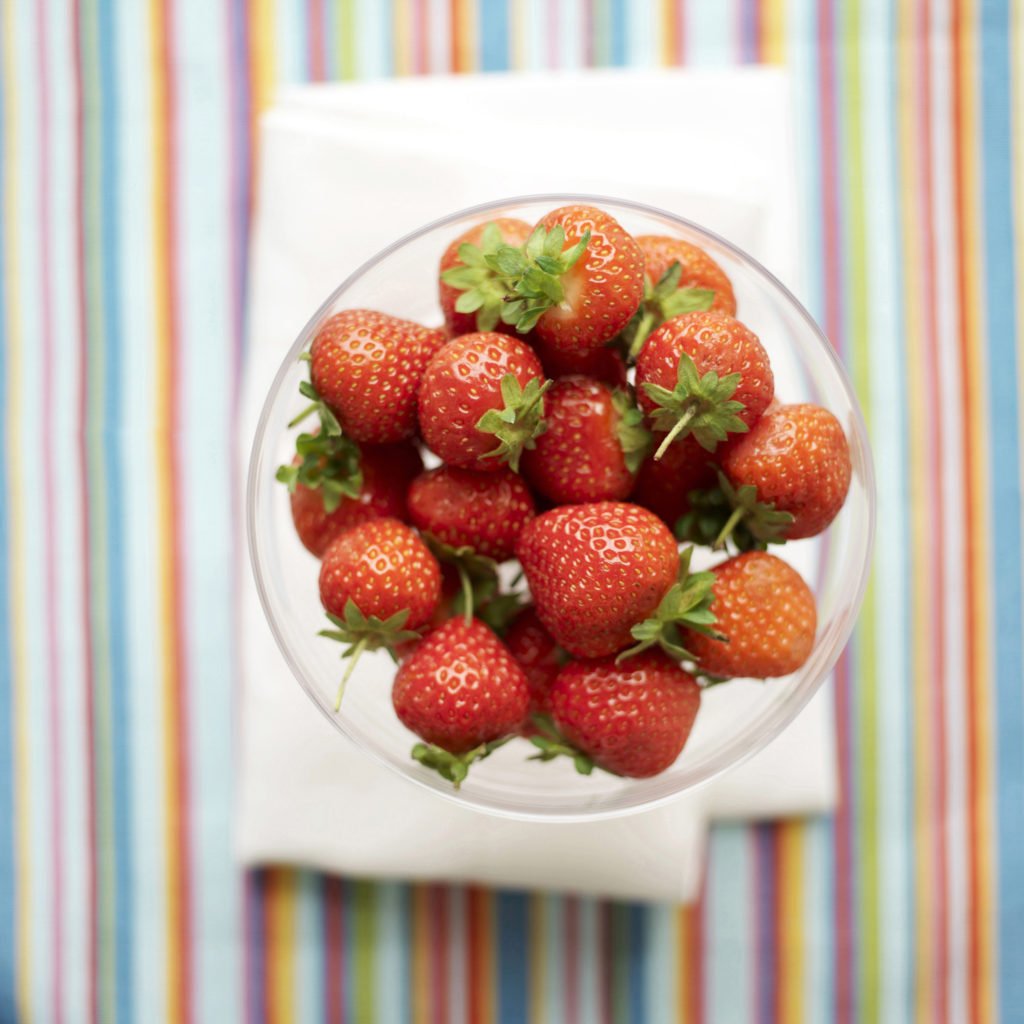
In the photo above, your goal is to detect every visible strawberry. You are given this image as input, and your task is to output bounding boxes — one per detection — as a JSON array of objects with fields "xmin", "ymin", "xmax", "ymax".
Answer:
[
  {"xmin": 531, "ymin": 652, "xmax": 700, "ymax": 778},
  {"xmin": 438, "ymin": 218, "xmax": 532, "ymax": 335},
  {"xmin": 309, "ymin": 309, "xmax": 446, "ymax": 444},
  {"xmin": 635, "ymin": 311, "xmax": 774, "ymax": 459},
  {"xmin": 530, "ymin": 334, "xmax": 629, "ymax": 389},
  {"xmin": 629, "ymin": 434, "xmax": 717, "ymax": 528},
  {"xmin": 504, "ymin": 606, "xmax": 565, "ymax": 724},
  {"xmin": 394, "ymin": 617, "xmax": 530, "ymax": 786},
  {"xmin": 289, "ymin": 442, "xmax": 422, "ymax": 557},
  {"xmin": 407, "ymin": 465, "xmax": 535, "ymax": 562},
  {"xmin": 515, "ymin": 502, "xmax": 680, "ymax": 658},
  {"xmin": 417, "ymin": 332, "xmax": 550, "ymax": 472},
  {"xmin": 719, "ymin": 403, "xmax": 852, "ymax": 541},
  {"xmin": 318, "ymin": 518, "xmax": 441, "ymax": 705},
  {"xmin": 521, "ymin": 377, "xmax": 650, "ymax": 504},
  {"xmin": 682, "ymin": 552, "xmax": 816, "ymax": 678}
]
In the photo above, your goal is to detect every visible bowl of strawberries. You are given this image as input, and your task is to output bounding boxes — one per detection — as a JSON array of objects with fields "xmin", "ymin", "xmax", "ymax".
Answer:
[{"xmin": 248, "ymin": 195, "xmax": 874, "ymax": 820}]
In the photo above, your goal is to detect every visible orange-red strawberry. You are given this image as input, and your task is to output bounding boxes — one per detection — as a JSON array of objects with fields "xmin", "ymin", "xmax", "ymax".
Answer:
[
  {"xmin": 637, "ymin": 236, "xmax": 737, "ymax": 316},
  {"xmin": 515, "ymin": 502, "xmax": 679, "ymax": 658},
  {"xmin": 407, "ymin": 465, "xmax": 535, "ymax": 562},
  {"xmin": 504, "ymin": 606, "xmax": 565, "ymax": 724},
  {"xmin": 534, "ymin": 652, "xmax": 701, "ymax": 778},
  {"xmin": 438, "ymin": 218, "xmax": 532, "ymax": 335},
  {"xmin": 521, "ymin": 377, "xmax": 650, "ymax": 504},
  {"xmin": 720, "ymin": 403, "xmax": 851, "ymax": 540},
  {"xmin": 636, "ymin": 311, "xmax": 774, "ymax": 458},
  {"xmin": 530, "ymin": 335, "xmax": 629, "ymax": 388},
  {"xmin": 309, "ymin": 309, "xmax": 446, "ymax": 444},
  {"xmin": 394, "ymin": 617, "xmax": 530, "ymax": 786},
  {"xmin": 290, "ymin": 443, "xmax": 422, "ymax": 557},
  {"xmin": 417, "ymin": 332, "xmax": 550, "ymax": 472},
  {"xmin": 318, "ymin": 518, "xmax": 441, "ymax": 705},
  {"xmin": 629, "ymin": 434, "xmax": 717, "ymax": 528},
  {"xmin": 682, "ymin": 552, "xmax": 816, "ymax": 678}
]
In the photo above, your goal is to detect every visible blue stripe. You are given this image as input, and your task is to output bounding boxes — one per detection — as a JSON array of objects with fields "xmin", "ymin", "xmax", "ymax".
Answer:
[
  {"xmin": 479, "ymin": 0, "xmax": 509, "ymax": 72},
  {"xmin": 978, "ymin": 1, "xmax": 1024, "ymax": 1018},
  {"xmin": 496, "ymin": 891, "xmax": 528, "ymax": 1024},
  {"xmin": 0, "ymin": 22, "xmax": 17, "ymax": 1015},
  {"xmin": 607, "ymin": 0, "xmax": 627, "ymax": 67}
]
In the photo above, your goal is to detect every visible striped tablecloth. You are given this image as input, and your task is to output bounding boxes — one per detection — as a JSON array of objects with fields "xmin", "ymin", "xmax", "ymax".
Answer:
[{"xmin": 1, "ymin": 2, "xmax": 1022, "ymax": 1022}]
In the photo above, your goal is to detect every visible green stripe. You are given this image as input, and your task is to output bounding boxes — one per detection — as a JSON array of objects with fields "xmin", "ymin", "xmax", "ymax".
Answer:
[
  {"xmin": 339, "ymin": 0, "xmax": 356, "ymax": 80},
  {"xmin": 352, "ymin": 881, "xmax": 376, "ymax": 1020}
]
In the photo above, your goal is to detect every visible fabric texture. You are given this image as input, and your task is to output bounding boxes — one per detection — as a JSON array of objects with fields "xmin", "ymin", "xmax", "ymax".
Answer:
[{"xmin": 1, "ymin": 1, "xmax": 1022, "ymax": 1022}]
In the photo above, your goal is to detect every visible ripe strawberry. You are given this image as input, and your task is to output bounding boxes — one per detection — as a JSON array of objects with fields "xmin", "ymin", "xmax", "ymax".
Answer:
[
  {"xmin": 417, "ymin": 332, "xmax": 550, "ymax": 472},
  {"xmin": 635, "ymin": 311, "xmax": 774, "ymax": 459},
  {"xmin": 394, "ymin": 617, "xmax": 530, "ymax": 786},
  {"xmin": 720, "ymin": 403, "xmax": 851, "ymax": 540},
  {"xmin": 515, "ymin": 502, "xmax": 679, "ymax": 658},
  {"xmin": 309, "ymin": 309, "xmax": 446, "ymax": 444},
  {"xmin": 533, "ymin": 652, "xmax": 701, "ymax": 778},
  {"xmin": 407, "ymin": 465, "xmax": 535, "ymax": 562},
  {"xmin": 629, "ymin": 434, "xmax": 717, "ymax": 528},
  {"xmin": 682, "ymin": 552, "xmax": 816, "ymax": 678},
  {"xmin": 530, "ymin": 334, "xmax": 629, "ymax": 389},
  {"xmin": 318, "ymin": 518, "xmax": 441, "ymax": 705},
  {"xmin": 504, "ymin": 606, "xmax": 565, "ymax": 724},
  {"xmin": 521, "ymin": 377, "xmax": 650, "ymax": 504},
  {"xmin": 637, "ymin": 236, "xmax": 737, "ymax": 316},
  {"xmin": 438, "ymin": 218, "xmax": 532, "ymax": 335},
  {"xmin": 290, "ymin": 442, "xmax": 422, "ymax": 557}
]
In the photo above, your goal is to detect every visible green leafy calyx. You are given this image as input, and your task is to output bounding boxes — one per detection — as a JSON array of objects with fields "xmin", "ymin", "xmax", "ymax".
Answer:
[
  {"xmin": 623, "ymin": 261, "xmax": 716, "ymax": 359},
  {"xmin": 476, "ymin": 373, "xmax": 551, "ymax": 472},
  {"xmin": 617, "ymin": 546, "xmax": 726, "ymax": 662},
  {"xmin": 412, "ymin": 737, "xmax": 511, "ymax": 789},
  {"xmin": 611, "ymin": 388, "xmax": 652, "ymax": 474},
  {"xmin": 642, "ymin": 351, "xmax": 748, "ymax": 457},
  {"xmin": 675, "ymin": 470, "xmax": 794, "ymax": 552},
  {"xmin": 527, "ymin": 715, "xmax": 598, "ymax": 776}
]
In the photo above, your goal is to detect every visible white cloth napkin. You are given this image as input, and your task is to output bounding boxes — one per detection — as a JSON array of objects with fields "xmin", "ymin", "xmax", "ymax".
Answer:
[{"xmin": 237, "ymin": 67, "xmax": 836, "ymax": 903}]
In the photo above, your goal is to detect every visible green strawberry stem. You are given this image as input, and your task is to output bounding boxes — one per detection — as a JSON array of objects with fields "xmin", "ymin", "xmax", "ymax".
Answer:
[
  {"xmin": 627, "ymin": 308, "xmax": 659, "ymax": 360},
  {"xmin": 622, "ymin": 262, "xmax": 716, "ymax": 360},
  {"xmin": 713, "ymin": 505, "xmax": 747, "ymax": 550},
  {"xmin": 412, "ymin": 736, "xmax": 511, "ymax": 789},
  {"xmin": 456, "ymin": 562, "xmax": 474, "ymax": 626},
  {"xmin": 287, "ymin": 401, "xmax": 320, "ymax": 428},
  {"xmin": 334, "ymin": 636, "xmax": 368, "ymax": 710},
  {"xmin": 653, "ymin": 405, "xmax": 698, "ymax": 461}
]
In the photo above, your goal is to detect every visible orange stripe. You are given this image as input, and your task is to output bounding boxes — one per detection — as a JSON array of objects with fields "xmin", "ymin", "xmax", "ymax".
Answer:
[
  {"xmin": 411, "ymin": 886, "xmax": 431, "ymax": 1024},
  {"xmin": 776, "ymin": 823, "xmax": 805, "ymax": 1024},
  {"xmin": 265, "ymin": 871, "xmax": 298, "ymax": 1024},
  {"xmin": 467, "ymin": 888, "xmax": 493, "ymax": 1024}
]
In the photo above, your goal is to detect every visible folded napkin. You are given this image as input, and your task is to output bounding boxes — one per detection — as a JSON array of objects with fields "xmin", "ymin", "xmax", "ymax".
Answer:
[{"xmin": 237, "ymin": 67, "xmax": 836, "ymax": 903}]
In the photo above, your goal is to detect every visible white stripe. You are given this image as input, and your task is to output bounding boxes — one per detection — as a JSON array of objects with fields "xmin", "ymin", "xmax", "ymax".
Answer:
[
  {"xmin": 626, "ymin": 0, "xmax": 656, "ymax": 68},
  {"xmin": 427, "ymin": 0, "xmax": 452, "ymax": 74}
]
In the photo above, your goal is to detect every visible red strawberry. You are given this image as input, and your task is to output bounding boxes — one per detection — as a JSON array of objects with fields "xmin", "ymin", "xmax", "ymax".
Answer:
[
  {"xmin": 530, "ymin": 335, "xmax": 629, "ymax": 389},
  {"xmin": 515, "ymin": 502, "xmax": 679, "ymax": 658},
  {"xmin": 417, "ymin": 332, "xmax": 550, "ymax": 472},
  {"xmin": 438, "ymin": 218, "xmax": 532, "ymax": 335},
  {"xmin": 682, "ymin": 552, "xmax": 816, "ymax": 678},
  {"xmin": 318, "ymin": 518, "xmax": 441, "ymax": 705},
  {"xmin": 394, "ymin": 618, "xmax": 530, "ymax": 786},
  {"xmin": 521, "ymin": 377, "xmax": 650, "ymax": 504},
  {"xmin": 504, "ymin": 606, "xmax": 565, "ymax": 724},
  {"xmin": 407, "ymin": 465, "xmax": 535, "ymax": 562},
  {"xmin": 534, "ymin": 652, "xmax": 700, "ymax": 778},
  {"xmin": 637, "ymin": 236, "xmax": 737, "ymax": 316},
  {"xmin": 720, "ymin": 404, "xmax": 852, "ymax": 540},
  {"xmin": 630, "ymin": 434, "xmax": 717, "ymax": 528},
  {"xmin": 290, "ymin": 443, "xmax": 423, "ymax": 557},
  {"xmin": 309, "ymin": 309, "xmax": 446, "ymax": 443},
  {"xmin": 636, "ymin": 311, "xmax": 774, "ymax": 459}
]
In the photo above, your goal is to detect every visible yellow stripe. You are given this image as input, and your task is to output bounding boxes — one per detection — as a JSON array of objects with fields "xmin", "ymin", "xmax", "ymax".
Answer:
[
  {"xmin": 393, "ymin": 0, "xmax": 412, "ymax": 76},
  {"xmin": 2, "ymin": 1, "xmax": 31, "ymax": 1017},
  {"xmin": 250, "ymin": 0, "xmax": 277, "ymax": 114},
  {"xmin": 339, "ymin": 0, "xmax": 357, "ymax": 79},
  {"xmin": 510, "ymin": 0, "xmax": 527, "ymax": 71},
  {"xmin": 761, "ymin": 0, "xmax": 785, "ymax": 65},
  {"xmin": 660, "ymin": 0, "xmax": 676, "ymax": 67},
  {"xmin": 777, "ymin": 823, "xmax": 805, "ymax": 1024},
  {"xmin": 267, "ymin": 872, "xmax": 299, "ymax": 1024}
]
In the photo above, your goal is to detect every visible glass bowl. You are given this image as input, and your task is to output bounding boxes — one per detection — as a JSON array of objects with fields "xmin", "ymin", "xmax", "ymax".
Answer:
[{"xmin": 247, "ymin": 195, "xmax": 875, "ymax": 821}]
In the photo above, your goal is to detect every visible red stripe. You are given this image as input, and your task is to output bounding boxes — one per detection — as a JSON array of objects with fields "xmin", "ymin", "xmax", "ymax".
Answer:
[
  {"xmin": 675, "ymin": 0, "xmax": 686, "ymax": 65},
  {"xmin": 308, "ymin": 0, "xmax": 325, "ymax": 81},
  {"xmin": 71, "ymin": 0, "xmax": 99, "ymax": 1018},
  {"xmin": 36, "ymin": 2, "xmax": 64, "ymax": 1020},
  {"xmin": 324, "ymin": 878, "xmax": 345, "ymax": 1022},
  {"xmin": 430, "ymin": 886, "xmax": 449, "ymax": 1024},
  {"xmin": 565, "ymin": 897, "xmax": 579, "ymax": 1024},
  {"xmin": 450, "ymin": 0, "xmax": 462, "ymax": 73}
]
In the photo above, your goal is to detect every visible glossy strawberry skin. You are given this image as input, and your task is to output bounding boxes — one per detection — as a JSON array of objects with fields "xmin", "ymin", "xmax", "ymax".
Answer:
[
  {"xmin": 515, "ymin": 502, "xmax": 679, "ymax": 658},
  {"xmin": 417, "ymin": 332, "xmax": 546, "ymax": 471},
  {"xmin": 504, "ymin": 606, "xmax": 563, "ymax": 722},
  {"xmin": 439, "ymin": 218, "xmax": 532, "ymax": 336},
  {"xmin": 534, "ymin": 205, "xmax": 645, "ymax": 353},
  {"xmin": 392, "ymin": 618, "xmax": 530, "ymax": 753},
  {"xmin": 530, "ymin": 335, "xmax": 629, "ymax": 389},
  {"xmin": 290, "ymin": 443, "xmax": 423, "ymax": 557},
  {"xmin": 407, "ymin": 465, "xmax": 535, "ymax": 562},
  {"xmin": 310, "ymin": 310, "xmax": 446, "ymax": 444},
  {"xmin": 630, "ymin": 434, "xmax": 717, "ymax": 527},
  {"xmin": 549, "ymin": 652, "xmax": 700, "ymax": 778},
  {"xmin": 721, "ymin": 404, "xmax": 852, "ymax": 539},
  {"xmin": 521, "ymin": 377, "xmax": 636, "ymax": 504},
  {"xmin": 683, "ymin": 552, "xmax": 816, "ymax": 678},
  {"xmin": 318, "ymin": 517, "xmax": 441, "ymax": 629},
  {"xmin": 636, "ymin": 235, "xmax": 737, "ymax": 316},
  {"xmin": 635, "ymin": 311, "xmax": 774, "ymax": 430}
]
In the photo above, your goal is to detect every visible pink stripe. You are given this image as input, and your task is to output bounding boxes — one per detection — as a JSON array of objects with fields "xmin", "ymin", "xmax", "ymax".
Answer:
[
  {"xmin": 547, "ymin": 2, "xmax": 559, "ymax": 69},
  {"xmin": 308, "ymin": 0, "xmax": 325, "ymax": 80},
  {"xmin": 413, "ymin": 0, "xmax": 428, "ymax": 75},
  {"xmin": 582, "ymin": 0, "xmax": 594, "ymax": 66},
  {"xmin": 36, "ymin": 2, "xmax": 64, "ymax": 1021},
  {"xmin": 565, "ymin": 898, "xmax": 579, "ymax": 1024}
]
